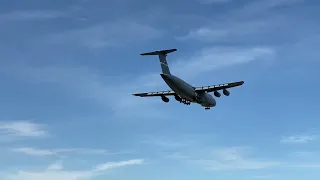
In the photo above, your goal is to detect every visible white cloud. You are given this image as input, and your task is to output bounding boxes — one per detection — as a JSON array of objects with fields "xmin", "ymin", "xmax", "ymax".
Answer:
[
  {"xmin": 280, "ymin": 134, "xmax": 318, "ymax": 144},
  {"xmin": 0, "ymin": 121, "xmax": 48, "ymax": 138},
  {"xmin": 193, "ymin": 147, "xmax": 280, "ymax": 171},
  {"xmin": 2, "ymin": 159, "xmax": 144, "ymax": 180}
]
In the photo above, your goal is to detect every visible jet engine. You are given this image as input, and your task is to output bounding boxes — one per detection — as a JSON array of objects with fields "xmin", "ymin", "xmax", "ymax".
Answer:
[
  {"xmin": 214, "ymin": 91, "xmax": 221, "ymax": 97},
  {"xmin": 174, "ymin": 94, "xmax": 182, "ymax": 102},
  {"xmin": 223, "ymin": 89, "xmax": 230, "ymax": 96},
  {"xmin": 161, "ymin": 96, "xmax": 169, "ymax": 102}
]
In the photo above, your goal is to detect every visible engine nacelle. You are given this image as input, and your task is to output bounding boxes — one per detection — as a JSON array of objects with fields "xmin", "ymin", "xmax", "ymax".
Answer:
[
  {"xmin": 214, "ymin": 91, "xmax": 221, "ymax": 97},
  {"xmin": 223, "ymin": 89, "xmax": 230, "ymax": 96},
  {"xmin": 174, "ymin": 94, "xmax": 182, "ymax": 102},
  {"xmin": 161, "ymin": 96, "xmax": 169, "ymax": 102}
]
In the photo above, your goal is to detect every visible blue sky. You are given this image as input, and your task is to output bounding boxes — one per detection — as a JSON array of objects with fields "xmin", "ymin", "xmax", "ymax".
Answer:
[{"xmin": 0, "ymin": 0, "xmax": 320, "ymax": 179}]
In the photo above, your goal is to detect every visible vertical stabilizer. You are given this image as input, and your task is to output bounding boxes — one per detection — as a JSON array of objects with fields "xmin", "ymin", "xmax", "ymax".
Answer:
[{"xmin": 140, "ymin": 48, "xmax": 177, "ymax": 74}]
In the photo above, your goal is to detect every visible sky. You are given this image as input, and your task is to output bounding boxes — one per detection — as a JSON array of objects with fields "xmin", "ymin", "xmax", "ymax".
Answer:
[{"xmin": 0, "ymin": 0, "xmax": 320, "ymax": 179}]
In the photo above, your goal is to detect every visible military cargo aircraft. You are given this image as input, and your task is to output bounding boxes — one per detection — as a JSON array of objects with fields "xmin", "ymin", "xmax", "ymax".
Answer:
[{"xmin": 132, "ymin": 49, "xmax": 244, "ymax": 110}]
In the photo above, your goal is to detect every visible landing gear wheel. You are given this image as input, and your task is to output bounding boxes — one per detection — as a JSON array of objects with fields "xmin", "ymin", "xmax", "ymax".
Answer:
[
  {"xmin": 205, "ymin": 107, "xmax": 210, "ymax": 110},
  {"xmin": 181, "ymin": 98, "xmax": 191, "ymax": 105}
]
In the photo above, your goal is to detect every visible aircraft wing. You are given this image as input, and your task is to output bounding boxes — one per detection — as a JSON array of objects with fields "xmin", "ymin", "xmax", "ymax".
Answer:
[
  {"xmin": 132, "ymin": 90, "xmax": 176, "ymax": 97},
  {"xmin": 194, "ymin": 81, "xmax": 244, "ymax": 92}
]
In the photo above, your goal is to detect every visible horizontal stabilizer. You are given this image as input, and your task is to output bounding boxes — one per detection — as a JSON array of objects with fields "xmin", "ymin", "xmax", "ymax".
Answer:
[{"xmin": 140, "ymin": 49, "xmax": 177, "ymax": 56}]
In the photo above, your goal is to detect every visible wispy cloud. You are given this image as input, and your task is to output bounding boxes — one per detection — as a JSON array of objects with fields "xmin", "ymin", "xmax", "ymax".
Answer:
[
  {"xmin": 280, "ymin": 134, "xmax": 318, "ymax": 144},
  {"xmin": 176, "ymin": 19, "xmax": 275, "ymax": 43},
  {"xmin": 11, "ymin": 147, "xmax": 126, "ymax": 157},
  {"xmin": 46, "ymin": 20, "xmax": 164, "ymax": 49},
  {"xmin": 231, "ymin": 0, "xmax": 305, "ymax": 17},
  {"xmin": 0, "ymin": 121, "xmax": 48, "ymax": 139},
  {"xmin": 94, "ymin": 159, "xmax": 144, "ymax": 171},
  {"xmin": 164, "ymin": 152, "xmax": 189, "ymax": 159},
  {"xmin": 197, "ymin": 0, "xmax": 230, "ymax": 4},
  {"xmin": 142, "ymin": 134, "xmax": 320, "ymax": 171},
  {"xmin": 47, "ymin": 161, "xmax": 63, "ymax": 171},
  {"xmin": 290, "ymin": 151, "xmax": 318, "ymax": 159},
  {"xmin": 141, "ymin": 137, "xmax": 194, "ymax": 150},
  {"xmin": 176, "ymin": 0, "xmax": 307, "ymax": 44},
  {"xmin": 193, "ymin": 147, "xmax": 280, "ymax": 171},
  {"xmin": 287, "ymin": 163, "xmax": 320, "ymax": 169},
  {"xmin": 0, "ymin": 10, "xmax": 64, "ymax": 22},
  {"xmin": 0, "ymin": 44, "xmax": 272, "ymax": 118},
  {"xmin": 171, "ymin": 46, "xmax": 275, "ymax": 78},
  {"xmin": 141, "ymin": 135, "xmax": 281, "ymax": 171},
  {"xmin": 2, "ymin": 159, "xmax": 144, "ymax": 180},
  {"xmin": 253, "ymin": 175, "xmax": 274, "ymax": 179},
  {"xmin": 12, "ymin": 147, "xmax": 55, "ymax": 156}
]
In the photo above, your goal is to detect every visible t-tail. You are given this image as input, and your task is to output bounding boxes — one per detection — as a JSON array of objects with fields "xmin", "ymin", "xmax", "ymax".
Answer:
[{"xmin": 140, "ymin": 48, "xmax": 176, "ymax": 75}]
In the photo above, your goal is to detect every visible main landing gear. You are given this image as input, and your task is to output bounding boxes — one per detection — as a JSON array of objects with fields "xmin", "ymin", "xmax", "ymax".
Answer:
[
  {"xmin": 205, "ymin": 107, "xmax": 210, "ymax": 110},
  {"xmin": 180, "ymin": 98, "xmax": 191, "ymax": 105}
]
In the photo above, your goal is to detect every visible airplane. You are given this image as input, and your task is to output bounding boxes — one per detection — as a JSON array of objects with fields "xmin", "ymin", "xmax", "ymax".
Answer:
[{"xmin": 132, "ymin": 48, "xmax": 244, "ymax": 110}]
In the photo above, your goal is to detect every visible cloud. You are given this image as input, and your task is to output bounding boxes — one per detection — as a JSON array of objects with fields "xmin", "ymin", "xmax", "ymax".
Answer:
[
  {"xmin": 164, "ymin": 152, "xmax": 189, "ymax": 159},
  {"xmin": 171, "ymin": 46, "xmax": 275, "ymax": 78},
  {"xmin": 47, "ymin": 161, "xmax": 63, "ymax": 171},
  {"xmin": 0, "ymin": 44, "xmax": 274, "ymax": 118},
  {"xmin": 94, "ymin": 159, "xmax": 144, "ymax": 171},
  {"xmin": 2, "ymin": 159, "xmax": 144, "ymax": 180},
  {"xmin": 141, "ymin": 137, "xmax": 194, "ymax": 150},
  {"xmin": 0, "ymin": 10, "xmax": 63, "ymax": 21},
  {"xmin": 10, "ymin": 147, "xmax": 125, "ymax": 157},
  {"xmin": 286, "ymin": 163, "xmax": 320, "ymax": 169},
  {"xmin": 12, "ymin": 147, "xmax": 56, "ymax": 156},
  {"xmin": 232, "ymin": 0, "xmax": 305, "ymax": 17},
  {"xmin": 176, "ymin": 0, "xmax": 306, "ymax": 43},
  {"xmin": 193, "ymin": 147, "xmax": 280, "ymax": 171},
  {"xmin": 280, "ymin": 134, "xmax": 318, "ymax": 144},
  {"xmin": 141, "ymin": 135, "xmax": 280, "ymax": 171},
  {"xmin": 46, "ymin": 20, "xmax": 164, "ymax": 49},
  {"xmin": 0, "ymin": 121, "xmax": 48, "ymax": 139},
  {"xmin": 253, "ymin": 175, "xmax": 274, "ymax": 179},
  {"xmin": 290, "ymin": 151, "xmax": 318, "ymax": 159},
  {"xmin": 176, "ymin": 19, "xmax": 274, "ymax": 43}
]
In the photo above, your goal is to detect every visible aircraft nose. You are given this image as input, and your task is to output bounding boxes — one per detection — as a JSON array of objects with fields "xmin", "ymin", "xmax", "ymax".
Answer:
[{"xmin": 210, "ymin": 97, "xmax": 216, "ymax": 107}]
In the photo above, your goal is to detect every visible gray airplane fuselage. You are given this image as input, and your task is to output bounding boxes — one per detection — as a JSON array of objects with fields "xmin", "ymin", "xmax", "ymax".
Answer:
[{"xmin": 160, "ymin": 73, "xmax": 216, "ymax": 107}]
